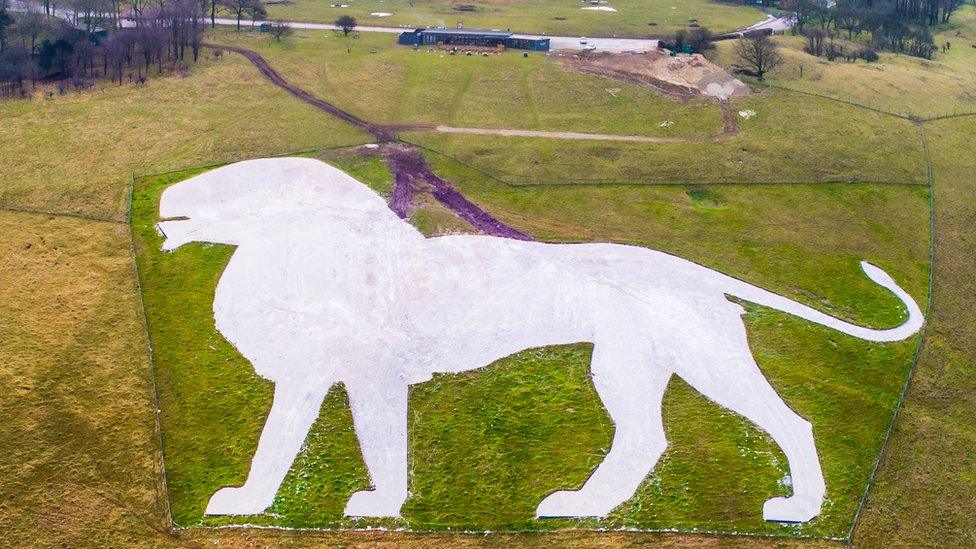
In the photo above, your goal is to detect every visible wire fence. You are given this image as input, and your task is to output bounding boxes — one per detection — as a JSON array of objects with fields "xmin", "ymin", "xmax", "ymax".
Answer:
[
  {"xmin": 126, "ymin": 173, "xmax": 175, "ymax": 532},
  {"xmin": 121, "ymin": 132, "xmax": 937, "ymax": 541},
  {"xmin": 846, "ymin": 121, "xmax": 938, "ymax": 544},
  {"xmin": 764, "ymin": 82, "xmax": 976, "ymax": 123}
]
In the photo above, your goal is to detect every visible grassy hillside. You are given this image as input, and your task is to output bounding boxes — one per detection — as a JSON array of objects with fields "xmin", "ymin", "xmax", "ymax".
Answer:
[
  {"xmin": 210, "ymin": 30, "xmax": 724, "ymax": 138},
  {"xmin": 0, "ymin": 211, "xmax": 168, "ymax": 545},
  {"xmin": 853, "ymin": 116, "xmax": 976, "ymax": 546},
  {"xmin": 4, "ymin": 2, "xmax": 975, "ymax": 544},
  {"xmin": 131, "ymin": 157, "xmax": 928, "ymax": 537},
  {"xmin": 402, "ymin": 87, "xmax": 926, "ymax": 186},
  {"xmin": 0, "ymin": 52, "xmax": 369, "ymax": 221},
  {"xmin": 710, "ymin": 6, "xmax": 976, "ymax": 119}
]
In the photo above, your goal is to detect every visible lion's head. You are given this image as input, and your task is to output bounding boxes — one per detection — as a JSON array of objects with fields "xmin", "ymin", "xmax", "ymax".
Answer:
[{"xmin": 157, "ymin": 157, "xmax": 410, "ymax": 251}]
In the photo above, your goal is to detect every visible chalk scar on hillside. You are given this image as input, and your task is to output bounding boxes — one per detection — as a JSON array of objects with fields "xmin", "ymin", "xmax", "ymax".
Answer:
[{"xmin": 156, "ymin": 157, "xmax": 922, "ymax": 524}]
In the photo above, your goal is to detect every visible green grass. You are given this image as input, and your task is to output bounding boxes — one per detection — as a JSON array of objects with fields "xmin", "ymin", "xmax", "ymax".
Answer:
[
  {"xmin": 708, "ymin": 6, "xmax": 976, "ymax": 119},
  {"xmin": 262, "ymin": 0, "xmax": 766, "ymax": 38},
  {"xmin": 210, "ymin": 29, "xmax": 724, "ymax": 137},
  {"xmin": 852, "ymin": 116, "xmax": 976, "ymax": 546},
  {"xmin": 0, "ymin": 211, "xmax": 168, "ymax": 546},
  {"xmin": 132, "ymin": 158, "xmax": 928, "ymax": 537},
  {"xmin": 402, "ymin": 87, "xmax": 926, "ymax": 186},
  {"xmin": 4, "ymin": 2, "xmax": 970, "ymax": 543},
  {"xmin": 321, "ymin": 148, "xmax": 397, "ymax": 196},
  {"xmin": 0, "ymin": 52, "xmax": 369, "ymax": 221}
]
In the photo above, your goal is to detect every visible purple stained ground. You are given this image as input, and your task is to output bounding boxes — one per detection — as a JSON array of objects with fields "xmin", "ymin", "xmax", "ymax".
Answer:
[
  {"xmin": 219, "ymin": 44, "xmax": 533, "ymax": 242},
  {"xmin": 381, "ymin": 144, "xmax": 533, "ymax": 241}
]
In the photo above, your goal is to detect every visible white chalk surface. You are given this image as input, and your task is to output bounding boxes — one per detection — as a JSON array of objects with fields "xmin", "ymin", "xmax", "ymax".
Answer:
[{"xmin": 157, "ymin": 158, "xmax": 923, "ymax": 523}]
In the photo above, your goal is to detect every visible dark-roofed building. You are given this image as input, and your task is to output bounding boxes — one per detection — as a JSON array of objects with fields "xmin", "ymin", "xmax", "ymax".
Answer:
[{"xmin": 397, "ymin": 28, "xmax": 550, "ymax": 51}]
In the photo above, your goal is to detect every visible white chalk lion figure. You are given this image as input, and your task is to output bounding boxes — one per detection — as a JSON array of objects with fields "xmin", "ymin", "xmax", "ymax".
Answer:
[{"xmin": 157, "ymin": 158, "xmax": 923, "ymax": 523}]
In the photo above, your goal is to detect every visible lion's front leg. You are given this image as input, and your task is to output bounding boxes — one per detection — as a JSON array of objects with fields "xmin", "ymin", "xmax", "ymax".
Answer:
[
  {"xmin": 206, "ymin": 379, "xmax": 330, "ymax": 515},
  {"xmin": 343, "ymin": 377, "xmax": 409, "ymax": 518}
]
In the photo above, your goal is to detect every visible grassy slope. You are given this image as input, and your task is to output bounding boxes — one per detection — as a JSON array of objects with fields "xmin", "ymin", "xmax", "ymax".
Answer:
[
  {"xmin": 403, "ymin": 87, "xmax": 926, "ymax": 185},
  {"xmin": 210, "ymin": 30, "xmax": 724, "ymax": 137},
  {"xmin": 263, "ymin": 0, "xmax": 766, "ymax": 38},
  {"xmin": 853, "ymin": 117, "xmax": 976, "ymax": 546},
  {"xmin": 709, "ymin": 6, "xmax": 976, "ymax": 119},
  {"xmin": 0, "ymin": 53, "xmax": 369, "ymax": 221},
  {"xmin": 0, "ymin": 213, "xmax": 839, "ymax": 549},
  {"xmin": 132, "ymin": 158, "xmax": 928, "ymax": 537},
  {"xmin": 0, "ymin": 211, "xmax": 169, "ymax": 546},
  {"xmin": 2, "ymin": 5, "xmax": 969, "ymax": 544}
]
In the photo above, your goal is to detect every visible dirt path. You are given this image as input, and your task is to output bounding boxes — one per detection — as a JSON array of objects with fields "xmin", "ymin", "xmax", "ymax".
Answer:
[
  {"xmin": 213, "ymin": 44, "xmax": 532, "ymax": 240},
  {"xmin": 216, "ymin": 43, "xmax": 742, "ymax": 240},
  {"xmin": 435, "ymin": 121, "xmax": 737, "ymax": 142},
  {"xmin": 382, "ymin": 144, "xmax": 532, "ymax": 240}
]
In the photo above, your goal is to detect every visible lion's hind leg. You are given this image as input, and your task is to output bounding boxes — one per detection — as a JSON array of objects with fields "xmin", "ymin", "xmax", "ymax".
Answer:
[
  {"xmin": 536, "ymin": 342, "xmax": 671, "ymax": 518},
  {"xmin": 343, "ymin": 378, "xmax": 409, "ymax": 518},
  {"xmin": 206, "ymin": 379, "xmax": 330, "ymax": 515},
  {"xmin": 676, "ymin": 320, "xmax": 826, "ymax": 523}
]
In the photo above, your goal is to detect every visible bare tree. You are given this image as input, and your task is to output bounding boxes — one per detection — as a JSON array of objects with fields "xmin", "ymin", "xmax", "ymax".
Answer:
[
  {"xmin": 221, "ymin": 0, "xmax": 263, "ymax": 30},
  {"xmin": 269, "ymin": 19, "xmax": 291, "ymax": 42},
  {"xmin": 335, "ymin": 14, "xmax": 355, "ymax": 35},
  {"xmin": 0, "ymin": 3, "xmax": 13, "ymax": 54},
  {"xmin": 781, "ymin": 0, "xmax": 823, "ymax": 36},
  {"xmin": 245, "ymin": 0, "xmax": 265, "ymax": 25},
  {"xmin": 13, "ymin": 11, "xmax": 45, "ymax": 55},
  {"xmin": 734, "ymin": 33, "xmax": 783, "ymax": 81}
]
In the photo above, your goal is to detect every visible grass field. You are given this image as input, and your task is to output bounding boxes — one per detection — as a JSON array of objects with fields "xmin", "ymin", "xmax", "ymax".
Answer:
[
  {"xmin": 4, "ymin": 1, "xmax": 975, "ymax": 544},
  {"xmin": 131, "ymin": 153, "xmax": 928, "ymax": 537},
  {"xmin": 211, "ymin": 30, "xmax": 725, "ymax": 137},
  {"xmin": 262, "ymin": 0, "xmax": 767, "ymax": 38},
  {"xmin": 852, "ymin": 116, "xmax": 976, "ymax": 547},
  {"xmin": 708, "ymin": 6, "xmax": 976, "ymax": 119},
  {"xmin": 0, "ymin": 52, "xmax": 369, "ymax": 221},
  {"xmin": 209, "ymin": 30, "xmax": 928, "ymax": 186},
  {"xmin": 0, "ymin": 211, "xmax": 167, "ymax": 545},
  {"xmin": 402, "ymin": 87, "xmax": 926, "ymax": 185}
]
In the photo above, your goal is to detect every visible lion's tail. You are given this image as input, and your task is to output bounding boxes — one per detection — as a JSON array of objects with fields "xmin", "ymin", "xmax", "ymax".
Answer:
[{"xmin": 725, "ymin": 261, "xmax": 924, "ymax": 342}]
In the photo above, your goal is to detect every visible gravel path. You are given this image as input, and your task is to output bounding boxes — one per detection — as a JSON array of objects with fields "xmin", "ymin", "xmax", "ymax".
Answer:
[{"xmin": 437, "ymin": 126, "xmax": 700, "ymax": 143}]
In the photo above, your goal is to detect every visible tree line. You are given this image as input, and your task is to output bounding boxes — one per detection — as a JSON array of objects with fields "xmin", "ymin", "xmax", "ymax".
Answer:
[
  {"xmin": 726, "ymin": 0, "xmax": 966, "ymax": 58},
  {"xmin": 0, "ymin": 0, "xmax": 283, "ymax": 98}
]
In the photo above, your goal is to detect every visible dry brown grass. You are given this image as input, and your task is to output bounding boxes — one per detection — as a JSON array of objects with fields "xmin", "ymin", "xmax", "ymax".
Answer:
[
  {"xmin": 0, "ymin": 54, "xmax": 369, "ymax": 222},
  {"xmin": 852, "ymin": 117, "xmax": 976, "ymax": 546},
  {"xmin": 0, "ymin": 210, "xmax": 170, "ymax": 546}
]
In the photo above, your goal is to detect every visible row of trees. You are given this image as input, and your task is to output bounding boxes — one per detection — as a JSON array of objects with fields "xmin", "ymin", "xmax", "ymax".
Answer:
[
  {"xmin": 0, "ymin": 0, "xmax": 211, "ymax": 97},
  {"xmin": 781, "ymin": 0, "xmax": 964, "ymax": 58}
]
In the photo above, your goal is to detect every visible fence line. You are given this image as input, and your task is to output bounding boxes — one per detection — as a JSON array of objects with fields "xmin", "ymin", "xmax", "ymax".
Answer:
[
  {"xmin": 126, "ymin": 173, "xmax": 175, "ymax": 532},
  {"xmin": 763, "ymin": 83, "xmax": 976, "ymax": 124},
  {"xmin": 131, "ymin": 139, "xmax": 934, "ymax": 540},
  {"xmin": 846, "ymin": 121, "xmax": 938, "ymax": 544}
]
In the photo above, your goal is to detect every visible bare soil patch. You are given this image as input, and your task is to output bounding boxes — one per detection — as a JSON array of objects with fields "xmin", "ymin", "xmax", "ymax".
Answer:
[{"xmin": 558, "ymin": 49, "xmax": 751, "ymax": 100}]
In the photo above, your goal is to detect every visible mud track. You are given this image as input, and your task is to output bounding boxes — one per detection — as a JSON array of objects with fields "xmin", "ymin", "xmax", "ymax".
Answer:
[{"xmin": 211, "ymin": 44, "xmax": 530, "ymax": 240}]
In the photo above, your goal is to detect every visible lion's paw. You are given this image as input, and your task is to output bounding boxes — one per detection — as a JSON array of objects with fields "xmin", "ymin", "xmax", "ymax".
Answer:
[
  {"xmin": 762, "ymin": 495, "xmax": 822, "ymax": 523},
  {"xmin": 343, "ymin": 489, "xmax": 406, "ymax": 518},
  {"xmin": 536, "ymin": 489, "xmax": 610, "ymax": 518},
  {"xmin": 205, "ymin": 486, "xmax": 271, "ymax": 516}
]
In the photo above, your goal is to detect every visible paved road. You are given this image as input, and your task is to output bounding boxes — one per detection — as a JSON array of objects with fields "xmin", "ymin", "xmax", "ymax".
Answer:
[
  {"xmin": 210, "ymin": 17, "xmax": 661, "ymax": 52},
  {"xmin": 202, "ymin": 15, "xmax": 794, "ymax": 52},
  {"xmin": 724, "ymin": 13, "xmax": 795, "ymax": 37},
  {"xmin": 199, "ymin": 14, "xmax": 795, "ymax": 52},
  {"xmin": 10, "ymin": 0, "xmax": 791, "ymax": 53}
]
